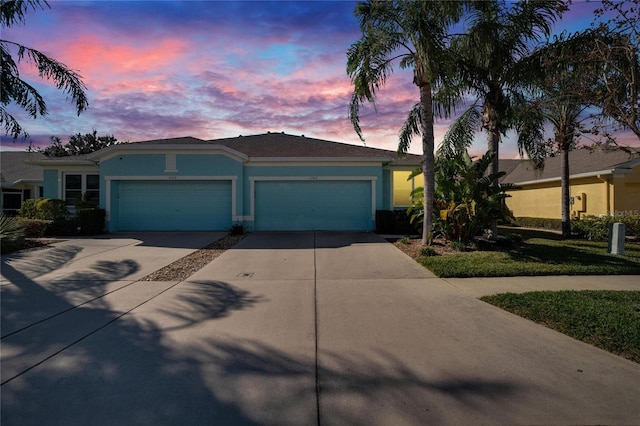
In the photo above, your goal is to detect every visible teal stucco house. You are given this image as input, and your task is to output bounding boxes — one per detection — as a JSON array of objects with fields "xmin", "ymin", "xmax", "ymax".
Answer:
[{"xmin": 33, "ymin": 132, "xmax": 422, "ymax": 232}]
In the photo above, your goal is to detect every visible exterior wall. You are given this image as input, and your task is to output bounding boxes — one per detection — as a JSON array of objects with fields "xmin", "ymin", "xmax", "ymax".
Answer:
[
  {"xmin": 507, "ymin": 183, "xmax": 561, "ymax": 219},
  {"xmin": 613, "ymin": 165, "xmax": 640, "ymax": 215},
  {"xmin": 506, "ymin": 165, "xmax": 640, "ymax": 219},
  {"xmin": 100, "ymin": 152, "xmax": 243, "ymax": 231}
]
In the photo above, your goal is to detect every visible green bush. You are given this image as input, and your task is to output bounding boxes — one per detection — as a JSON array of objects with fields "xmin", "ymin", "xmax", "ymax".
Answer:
[
  {"xmin": 512, "ymin": 217, "xmax": 562, "ymax": 230},
  {"xmin": 1, "ymin": 214, "xmax": 26, "ymax": 253},
  {"xmin": 398, "ymin": 236, "xmax": 411, "ymax": 245},
  {"xmin": 418, "ymin": 246, "xmax": 438, "ymax": 257},
  {"xmin": 17, "ymin": 199, "xmax": 40, "ymax": 219},
  {"xmin": 77, "ymin": 209, "xmax": 105, "ymax": 235},
  {"xmin": 45, "ymin": 217, "xmax": 79, "ymax": 236},
  {"xmin": 572, "ymin": 215, "xmax": 640, "ymax": 241},
  {"xmin": 36, "ymin": 199, "xmax": 68, "ymax": 221},
  {"xmin": 16, "ymin": 218, "xmax": 50, "ymax": 237}
]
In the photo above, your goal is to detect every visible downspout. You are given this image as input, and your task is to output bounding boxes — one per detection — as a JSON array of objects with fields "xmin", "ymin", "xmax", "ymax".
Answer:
[{"xmin": 597, "ymin": 174, "xmax": 611, "ymax": 216}]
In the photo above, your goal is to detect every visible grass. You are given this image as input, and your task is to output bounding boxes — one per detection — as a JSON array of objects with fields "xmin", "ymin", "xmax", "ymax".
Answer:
[
  {"xmin": 481, "ymin": 290, "xmax": 640, "ymax": 363},
  {"xmin": 419, "ymin": 228, "xmax": 640, "ymax": 278}
]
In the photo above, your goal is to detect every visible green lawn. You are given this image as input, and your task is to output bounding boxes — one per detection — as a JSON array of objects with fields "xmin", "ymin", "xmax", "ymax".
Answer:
[
  {"xmin": 481, "ymin": 291, "xmax": 640, "ymax": 363},
  {"xmin": 419, "ymin": 229, "xmax": 640, "ymax": 277}
]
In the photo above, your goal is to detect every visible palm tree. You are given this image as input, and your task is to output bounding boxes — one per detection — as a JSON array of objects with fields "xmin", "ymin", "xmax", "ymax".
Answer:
[
  {"xmin": 516, "ymin": 32, "xmax": 604, "ymax": 238},
  {"xmin": 347, "ymin": 0, "xmax": 465, "ymax": 245},
  {"xmin": 439, "ymin": 0, "xmax": 566, "ymax": 234},
  {"xmin": 1, "ymin": 0, "xmax": 88, "ymax": 140}
]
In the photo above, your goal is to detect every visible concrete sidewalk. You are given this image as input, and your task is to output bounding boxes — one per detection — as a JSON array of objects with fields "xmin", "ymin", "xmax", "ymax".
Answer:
[
  {"xmin": 1, "ymin": 232, "xmax": 639, "ymax": 425},
  {"xmin": 443, "ymin": 274, "xmax": 640, "ymax": 298}
]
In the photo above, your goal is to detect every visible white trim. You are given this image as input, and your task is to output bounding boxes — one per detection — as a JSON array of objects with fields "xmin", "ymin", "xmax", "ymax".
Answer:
[
  {"xmin": 248, "ymin": 157, "xmax": 392, "ymax": 164},
  {"xmin": 249, "ymin": 176, "xmax": 378, "ymax": 221},
  {"xmin": 104, "ymin": 175, "xmax": 238, "ymax": 227},
  {"xmin": 89, "ymin": 144, "xmax": 249, "ymax": 162},
  {"xmin": 164, "ymin": 153, "xmax": 177, "ymax": 172}
]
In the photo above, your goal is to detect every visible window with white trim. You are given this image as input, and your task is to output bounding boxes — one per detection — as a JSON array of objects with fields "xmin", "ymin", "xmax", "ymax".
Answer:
[{"xmin": 64, "ymin": 173, "xmax": 100, "ymax": 206}]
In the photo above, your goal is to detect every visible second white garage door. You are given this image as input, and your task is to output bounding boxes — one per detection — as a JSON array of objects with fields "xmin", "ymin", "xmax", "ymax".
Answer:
[{"xmin": 254, "ymin": 180, "xmax": 373, "ymax": 231}]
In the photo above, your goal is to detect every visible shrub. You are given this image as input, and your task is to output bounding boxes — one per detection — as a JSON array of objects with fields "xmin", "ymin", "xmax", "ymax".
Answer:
[
  {"xmin": 77, "ymin": 208, "xmax": 105, "ymax": 235},
  {"xmin": 36, "ymin": 199, "xmax": 68, "ymax": 221},
  {"xmin": 17, "ymin": 199, "xmax": 40, "ymax": 219},
  {"xmin": 16, "ymin": 218, "xmax": 50, "ymax": 237},
  {"xmin": 0, "ymin": 214, "xmax": 26, "ymax": 253},
  {"xmin": 229, "ymin": 223, "xmax": 245, "ymax": 236},
  {"xmin": 410, "ymin": 150, "xmax": 517, "ymax": 245},
  {"xmin": 398, "ymin": 236, "xmax": 411, "ymax": 245},
  {"xmin": 512, "ymin": 217, "xmax": 562, "ymax": 230},
  {"xmin": 418, "ymin": 246, "xmax": 438, "ymax": 257},
  {"xmin": 572, "ymin": 215, "xmax": 640, "ymax": 241},
  {"xmin": 45, "ymin": 216, "xmax": 78, "ymax": 236}
]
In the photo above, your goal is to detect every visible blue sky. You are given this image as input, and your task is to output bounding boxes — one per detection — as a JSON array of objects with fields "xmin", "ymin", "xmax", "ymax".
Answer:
[{"xmin": 1, "ymin": 0, "xmax": 636, "ymax": 157}]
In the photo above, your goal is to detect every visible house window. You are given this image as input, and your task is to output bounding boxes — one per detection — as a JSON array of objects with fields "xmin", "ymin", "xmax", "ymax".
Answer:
[
  {"xmin": 393, "ymin": 171, "xmax": 421, "ymax": 207},
  {"xmin": 64, "ymin": 174, "xmax": 100, "ymax": 206}
]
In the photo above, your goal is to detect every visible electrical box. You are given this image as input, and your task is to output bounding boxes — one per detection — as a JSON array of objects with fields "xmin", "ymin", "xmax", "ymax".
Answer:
[{"xmin": 573, "ymin": 192, "xmax": 587, "ymax": 212}]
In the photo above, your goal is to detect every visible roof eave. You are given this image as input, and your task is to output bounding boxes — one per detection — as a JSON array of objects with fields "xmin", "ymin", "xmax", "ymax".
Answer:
[
  {"xmin": 510, "ymin": 167, "xmax": 633, "ymax": 186},
  {"xmin": 25, "ymin": 159, "xmax": 96, "ymax": 166},
  {"xmin": 88, "ymin": 144, "xmax": 249, "ymax": 162}
]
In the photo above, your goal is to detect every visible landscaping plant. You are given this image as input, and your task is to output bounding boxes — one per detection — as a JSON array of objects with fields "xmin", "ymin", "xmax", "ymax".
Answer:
[
  {"xmin": 0, "ymin": 214, "xmax": 26, "ymax": 253},
  {"xmin": 408, "ymin": 150, "xmax": 517, "ymax": 245}
]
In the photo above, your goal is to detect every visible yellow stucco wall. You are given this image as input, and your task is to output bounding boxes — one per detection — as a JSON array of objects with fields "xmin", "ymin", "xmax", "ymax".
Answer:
[
  {"xmin": 506, "ymin": 164, "xmax": 640, "ymax": 219},
  {"xmin": 613, "ymin": 166, "xmax": 640, "ymax": 215}
]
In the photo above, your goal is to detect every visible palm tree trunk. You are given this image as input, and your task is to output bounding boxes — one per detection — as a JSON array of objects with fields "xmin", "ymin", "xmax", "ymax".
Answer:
[
  {"xmin": 485, "ymin": 106, "xmax": 500, "ymax": 237},
  {"xmin": 419, "ymin": 82, "xmax": 435, "ymax": 245},
  {"xmin": 561, "ymin": 145, "xmax": 571, "ymax": 238}
]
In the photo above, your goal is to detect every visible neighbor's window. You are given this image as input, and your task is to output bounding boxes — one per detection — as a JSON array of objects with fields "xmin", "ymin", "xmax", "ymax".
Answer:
[
  {"xmin": 393, "ymin": 171, "xmax": 421, "ymax": 207},
  {"xmin": 64, "ymin": 174, "xmax": 100, "ymax": 206}
]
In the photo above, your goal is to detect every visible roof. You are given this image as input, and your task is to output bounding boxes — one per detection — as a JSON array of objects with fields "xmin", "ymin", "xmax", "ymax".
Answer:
[
  {"xmin": 0, "ymin": 151, "xmax": 45, "ymax": 187},
  {"xmin": 86, "ymin": 132, "xmax": 421, "ymax": 164},
  {"xmin": 211, "ymin": 132, "xmax": 421, "ymax": 163},
  {"xmin": 497, "ymin": 159, "xmax": 524, "ymax": 183},
  {"xmin": 502, "ymin": 147, "xmax": 640, "ymax": 185},
  {"xmin": 29, "ymin": 132, "xmax": 422, "ymax": 165}
]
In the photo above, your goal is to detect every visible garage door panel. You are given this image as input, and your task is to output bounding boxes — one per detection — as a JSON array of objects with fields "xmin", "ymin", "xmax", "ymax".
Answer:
[
  {"xmin": 119, "ymin": 181, "xmax": 231, "ymax": 231},
  {"xmin": 255, "ymin": 181, "xmax": 371, "ymax": 231}
]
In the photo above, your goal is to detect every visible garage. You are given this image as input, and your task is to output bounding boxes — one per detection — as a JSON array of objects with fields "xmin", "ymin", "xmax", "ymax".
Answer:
[
  {"xmin": 254, "ymin": 180, "xmax": 373, "ymax": 231},
  {"xmin": 118, "ymin": 180, "xmax": 232, "ymax": 231}
]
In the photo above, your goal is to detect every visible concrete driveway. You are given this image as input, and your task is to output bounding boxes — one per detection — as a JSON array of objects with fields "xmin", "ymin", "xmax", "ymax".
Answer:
[{"xmin": 1, "ymin": 232, "xmax": 639, "ymax": 425}]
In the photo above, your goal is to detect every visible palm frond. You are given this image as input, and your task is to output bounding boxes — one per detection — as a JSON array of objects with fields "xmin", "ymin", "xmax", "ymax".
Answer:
[
  {"xmin": 437, "ymin": 104, "xmax": 481, "ymax": 159},
  {"xmin": 1, "ymin": 0, "xmax": 49, "ymax": 28},
  {"xmin": 398, "ymin": 102, "xmax": 421, "ymax": 155}
]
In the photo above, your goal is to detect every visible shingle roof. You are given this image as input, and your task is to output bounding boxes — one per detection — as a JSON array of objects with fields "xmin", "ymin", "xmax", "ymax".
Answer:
[
  {"xmin": 0, "ymin": 151, "xmax": 45, "ymax": 187},
  {"xmin": 211, "ymin": 132, "xmax": 420, "ymax": 162},
  {"xmin": 126, "ymin": 132, "xmax": 422, "ymax": 163},
  {"xmin": 501, "ymin": 147, "xmax": 640, "ymax": 184}
]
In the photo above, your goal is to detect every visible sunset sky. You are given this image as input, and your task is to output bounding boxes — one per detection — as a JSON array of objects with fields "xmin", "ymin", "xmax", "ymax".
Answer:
[{"xmin": 1, "ymin": 0, "xmax": 636, "ymax": 157}]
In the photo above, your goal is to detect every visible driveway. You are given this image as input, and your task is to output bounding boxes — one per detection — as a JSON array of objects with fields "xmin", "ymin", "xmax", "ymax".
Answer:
[{"xmin": 1, "ymin": 232, "xmax": 639, "ymax": 425}]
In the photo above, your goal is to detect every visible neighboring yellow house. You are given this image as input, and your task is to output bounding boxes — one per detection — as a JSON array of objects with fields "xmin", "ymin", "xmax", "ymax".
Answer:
[{"xmin": 503, "ymin": 147, "xmax": 640, "ymax": 219}]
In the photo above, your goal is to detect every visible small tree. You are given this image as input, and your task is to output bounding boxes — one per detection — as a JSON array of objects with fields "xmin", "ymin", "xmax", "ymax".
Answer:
[{"xmin": 41, "ymin": 130, "xmax": 119, "ymax": 156}]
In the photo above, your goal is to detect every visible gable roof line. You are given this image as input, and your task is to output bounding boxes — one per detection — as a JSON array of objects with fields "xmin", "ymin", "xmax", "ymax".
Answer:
[{"xmin": 87, "ymin": 143, "xmax": 250, "ymax": 162}]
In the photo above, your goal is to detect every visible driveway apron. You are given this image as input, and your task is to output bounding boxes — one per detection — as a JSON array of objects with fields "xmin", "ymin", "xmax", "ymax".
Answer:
[{"xmin": 1, "ymin": 231, "xmax": 639, "ymax": 425}]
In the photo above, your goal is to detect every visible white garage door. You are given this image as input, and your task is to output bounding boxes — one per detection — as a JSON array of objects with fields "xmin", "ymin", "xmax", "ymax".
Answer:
[
  {"xmin": 118, "ymin": 180, "xmax": 232, "ymax": 231},
  {"xmin": 254, "ymin": 180, "xmax": 372, "ymax": 231}
]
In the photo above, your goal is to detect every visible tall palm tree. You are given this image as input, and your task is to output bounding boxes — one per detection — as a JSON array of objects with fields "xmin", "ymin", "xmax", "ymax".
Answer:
[
  {"xmin": 439, "ymin": 0, "xmax": 566, "ymax": 234},
  {"xmin": 516, "ymin": 32, "xmax": 603, "ymax": 238},
  {"xmin": 1, "ymin": 0, "xmax": 88, "ymax": 140},
  {"xmin": 347, "ymin": 0, "xmax": 465, "ymax": 244}
]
